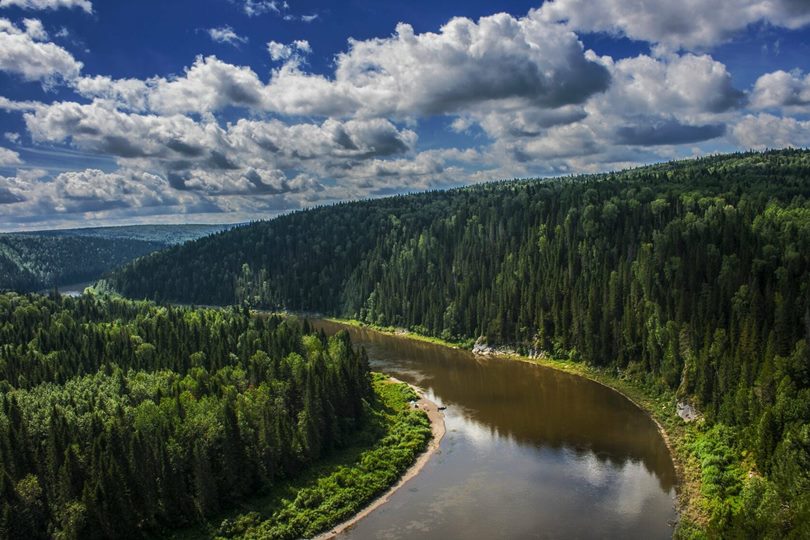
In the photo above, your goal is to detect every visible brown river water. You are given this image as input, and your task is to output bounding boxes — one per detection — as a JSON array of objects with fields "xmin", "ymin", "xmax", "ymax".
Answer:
[{"xmin": 314, "ymin": 320, "xmax": 677, "ymax": 540}]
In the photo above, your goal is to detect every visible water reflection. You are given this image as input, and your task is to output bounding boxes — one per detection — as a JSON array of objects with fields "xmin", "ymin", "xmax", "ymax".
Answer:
[{"xmin": 314, "ymin": 321, "xmax": 677, "ymax": 539}]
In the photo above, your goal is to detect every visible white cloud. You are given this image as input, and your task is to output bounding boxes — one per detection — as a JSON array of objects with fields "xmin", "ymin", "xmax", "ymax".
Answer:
[
  {"xmin": 602, "ymin": 53, "xmax": 743, "ymax": 115},
  {"xmin": 0, "ymin": 96, "xmax": 43, "ymax": 111},
  {"xmin": 750, "ymin": 69, "xmax": 810, "ymax": 111},
  {"xmin": 238, "ymin": 0, "xmax": 286, "ymax": 17},
  {"xmin": 0, "ymin": 0, "xmax": 92, "ymax": 13},
  {"xmin": 455, "ymin": 50, "xmax": 741, "ymax": 168},
  {"xmin": 76, "ymin": 56, "xmax": 264, "ymax": 114},
  {"xmin": 22, "ymin": 18, "xmax": 47, "ymax": 40},
  {"xmin": 0, "ymin": 167, "xmax": 188, "ymax": 220},
  {"xmin": 148, "ymin": 56, "xmax": 267, "ymax": 114},
  {"xmin": 67, "ymin": 13, "xmax": 611, "ymax": 122},
  {"xmin": 267, "ymin": 39, "xmax": 310, "ymax": 61},
  {"xmin": 52, "ymin": 169, "xmax": 173, "ymax": 209},
  {"xmin": 536, "ymin": 0, "xmax": 810, "ymax": 50},
  {"xmin": 4, "ymin": 132, "xmax": 20, "ymax": 143},
  {"xmin": 261, "ymin": 13, "xmax": 610, "ymax": 119},
  {"xmin": 74, "ymin": 75, "xmax": 151, "ymax": 111},
  {"xmin": 731, "ymin": 113, "xmax": 810, "ymax": 149},
  {"xmin": 22, "ymin": 98, "xmax": 419, "ymax": 195},
  {"xmin": 206, "ymin": 26, "xmax": 247, "ymax": 46},
  {"xmin": 0, "ymin": 17, "xmax": 82, "ymax": 82},
  {"xmin": 0, "ymin": 147, "xmax": 22, "ymax": 166}
]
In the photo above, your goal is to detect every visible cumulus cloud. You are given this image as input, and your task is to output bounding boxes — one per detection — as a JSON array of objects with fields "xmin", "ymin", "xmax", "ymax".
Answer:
[
  {"xmin": 0, "ymin": 18, "xmax": 82, "ymax": 82},
  {"xmin": 206, "ymin": 26, "xmax": 248, "ymax": 46},
  {"xmin": 536, "ymin": 0, "xmax": 810, "ymax": 50},
  {"xmin": 0, "ymin": 175, "xmax": 28, "ymax": 205},
  {"xmin": 74, "ymin": 75, "xmax": 151, "ymax": 111},
  {"xmin": 309, "ymin": 14, "xmax": 609, "ymax": 118},
  {"xmin": 455, "ymin": 50, "xmax": 741, "ymax": 166},
  {"xmin": 601, "ymin": 53, "xmax": 744, "ymax": 115},
  {"xmin": 51, "ymin": 168, "xmax": 174, "ymax": 211},
  {"xmin": 0, "ymin": 0, "xmax": 91, "ymax": 12},
  {"xmin": 0, "ymin": 168, "xmax": 189, "ymax": 222},
  {"xmin": 751, "ymin": 70, "xmax": 810, "ymax": 111},
  {"xmin": 234, "ymin": 13, "xmax": 608, "ymax": 120},
  {"xmin": 237, "ymin": 0, "xmax": 285, "ymax": 17},
  {"xmin": 267, "ymin": 39, "xmax": 310, "ymax": 61},
  {"xmin": 21, "ymin": 18, "xmax": 47, "ymax": 40},
  {"xmin": 0, "ymin": 147, "xmax": 22, "ymax": 166},
  {"xmin": 22, "ymin": 98, "xmax": 418, "ymax": 195},
  {"xmin": 73, "ymin": 12, "xmax": 611, "ymax": 122},
  {"xmin": 731, "ymin": 113, "xmax": 810, "ymax": 149},
  {"xmin": 75, "ymin": 56, "xmax": 264, "ymax": 114}
]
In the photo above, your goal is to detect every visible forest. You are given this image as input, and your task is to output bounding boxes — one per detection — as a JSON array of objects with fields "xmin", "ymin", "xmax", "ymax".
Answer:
[
  {"xmin": 111, "ymin": 149, "xmax": 810, "ymax": 537},
  {"xmin": 0, "ymin": 292, "xmax": 399, "ymax": 539},
  {"xmin": 0, "ymin": 224, "xmax": 232, "ymax": 293},
  {"xmin": 0, "ymin": 235, "xmax": 163, "ymax": 293}
]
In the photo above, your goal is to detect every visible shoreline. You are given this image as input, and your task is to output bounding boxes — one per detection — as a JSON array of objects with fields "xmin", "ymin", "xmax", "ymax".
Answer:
[
  {"xmin": 313, "ymin": 377, "xmax": 446, "ymax": 540},
  {"xmin": 320, "ymin": 317, "xmax": 704, "ymax": 533}
]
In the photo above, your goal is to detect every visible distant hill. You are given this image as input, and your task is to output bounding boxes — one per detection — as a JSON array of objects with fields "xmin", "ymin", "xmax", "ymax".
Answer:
[
  {"xmin": 0, "ymin": 223, "xmax": 236, "ymax": 292},
  {"xmin": 15, "ymin": 223, "xmax": 235, "ymax": 245}
]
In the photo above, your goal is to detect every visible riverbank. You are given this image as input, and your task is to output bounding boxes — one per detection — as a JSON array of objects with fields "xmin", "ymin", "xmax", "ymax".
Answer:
[
  {"xmin": 315, "ymin": 377, "xmax": 445, "ymax": 539},
  {"xmin": 321, "ymin": 317, "xmax": 707, "ymax": 538},
  {"xmin": 321, "ymin": 317, "xmax": 473, "ymax": 349},
  {"xmin": 162, "ymin": 374, "xmax": 440, "ymax": 540},
  {"xmin": 505, "ymin": 353, "xmax": 707, "ymax": 536}
]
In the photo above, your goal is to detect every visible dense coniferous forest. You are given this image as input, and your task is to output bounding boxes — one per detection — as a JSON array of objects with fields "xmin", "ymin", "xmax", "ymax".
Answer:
[
  {"xmin": 0, "ymin": 235, "xmax": 164, "ymax": 293},
  {"xmin": 0, "ymin": 224, "xmax": 233, "ymax": 293},
  {"xmin": 0, "ymin": 292, "xmax": 374, "ymax": 538},
  {"xmin": 112, "ymin": 149, "xmax": 810, "ymax": 536}
]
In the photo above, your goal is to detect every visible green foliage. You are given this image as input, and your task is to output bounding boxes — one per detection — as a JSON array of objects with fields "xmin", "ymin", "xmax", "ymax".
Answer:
[
  {"xmin": 110, "ymin": 149, "xmax": 810, "ymax": 536},
  {"xmin": 0, "ymin": 235, "xmax": 163, "ymax": 292},
  {"xmin": 226, "ymin": 376, "xmax": 431, "ymax": 540},
  {"xmin": 0, "ymin": 224, "xmax": 232, "ymax": 293},
  {"xmin": 691, "ymin": 425, "xmax": 745, "ymax": 530},
  {"xmin": 0, "ymin": 293, "xmax": 372, "ymax": 538}
]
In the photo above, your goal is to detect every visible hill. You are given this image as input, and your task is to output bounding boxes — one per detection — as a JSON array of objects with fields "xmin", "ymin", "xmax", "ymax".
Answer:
[
  {"xmin": 110, "ymin": 149, "xmax": 810, "ymax": 536},
  {"xmin": 0, "ymin": 224, "xmax": 235, "ymax": 292},
  {"xmin": 16, "ymin": 223, "xmax": 235, "ymax": 245}
]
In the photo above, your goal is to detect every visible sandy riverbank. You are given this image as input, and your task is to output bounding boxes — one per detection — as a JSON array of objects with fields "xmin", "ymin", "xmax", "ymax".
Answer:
[{"xmin": 314, "ymin": 378, "xmax": 446, "ymax": 539}]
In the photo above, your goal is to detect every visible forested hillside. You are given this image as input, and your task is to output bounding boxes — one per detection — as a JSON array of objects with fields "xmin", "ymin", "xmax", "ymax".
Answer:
[
  {"xmin": 112, "ymin": 149, "xmax": 810, "ymax": 536},
  {"xmin": 0, "ymin": 235, "xmax": 164, "ymax": 293},
  {"xmin": 0, "ymin": 293, "xmax": 373, "ymax": 538},
  {"xmin": 0, "ymin": 224, "xmax": 233, "ymax": 293}
]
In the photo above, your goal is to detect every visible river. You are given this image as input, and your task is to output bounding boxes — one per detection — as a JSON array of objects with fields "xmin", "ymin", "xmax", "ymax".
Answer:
[{"xmin": 314, "ymin": 320, "xmax": 677, "ymax": 539}]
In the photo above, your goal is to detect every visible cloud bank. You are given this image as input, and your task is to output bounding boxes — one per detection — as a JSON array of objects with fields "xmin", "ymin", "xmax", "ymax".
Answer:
[{"xmin": 0, "ymin": 3, "xmax": 809, "ymax": 230}]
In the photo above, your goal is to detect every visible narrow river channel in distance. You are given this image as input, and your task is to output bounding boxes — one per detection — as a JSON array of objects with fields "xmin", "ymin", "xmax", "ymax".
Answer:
[{"xmin": 314, "ymin": 320, "xmax": 677, "ymax": 540}]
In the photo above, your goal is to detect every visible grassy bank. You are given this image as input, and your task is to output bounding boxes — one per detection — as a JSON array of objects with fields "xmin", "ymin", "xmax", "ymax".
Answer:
[
  {"xmin": 162, "ymin": 374, "xmax": 432, "ymax": 540},
  {"xmin": 322, "ymin": 317, "xmax": 742, "ymax": 539},
  {"xmin": 321, "ymin": 317, "xmax": 474, "ymax": 349}
]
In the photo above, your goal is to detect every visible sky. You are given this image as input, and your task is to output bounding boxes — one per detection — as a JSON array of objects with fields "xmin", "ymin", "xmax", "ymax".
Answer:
[{"xmin": 1, "ymin": 0, "xmax": 809, "ymax": 231}]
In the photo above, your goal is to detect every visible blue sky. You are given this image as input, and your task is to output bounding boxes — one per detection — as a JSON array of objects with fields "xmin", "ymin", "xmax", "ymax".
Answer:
[{"xmin": 1, "ymin": 0, "xmax": 809, "ymax": 231}]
